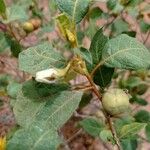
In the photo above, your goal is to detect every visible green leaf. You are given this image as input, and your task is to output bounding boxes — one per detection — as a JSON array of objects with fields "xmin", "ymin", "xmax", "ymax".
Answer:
[
  {"xmin": 79, "ymin": 91, "xmax": 92, "ymax": 108},
  {"xmin": 122, "ymin": 31, "xmax": 136, "ymax": 37},
  {"xmin": 0, "ymin": 0, "xmax": 6, "ymax": 19},
  {"xmin": 119, "ymin": 122, "xmax": 146, "ymax": 139},
  {"xmin": 134, "ymin": 110, "xmax": 150, "ymax": 123},
  {"xmin": 7, "ymin": 82, "xmax": 22, "ymax": 98},
  {"xmin": 102, "ymin": 34, "xmax": 150, "ymax": 70},
  {"xmin": 55, "ymin": 0, "xmax": 91, "ymax": 23},
  {"xmin": 99, "ymin": 129, "xmax": 113, "ymax": 142},
  {"xmin": 79, "ymin": 118, "xmax": 104, "ymax": 137},
  {"xmin": 5, "ymin": 34, "xmax": 22, "ymax": 57},
  {"xmin": 19, "ymin": 42, "xmax": 66, "ymax": 75},
  {"xmin": 0, "ymin": 32, "xmax": 9, "ymax": 52},
  {"xmin": 112, "ymin": 18, "xmax": 129, "ymax": 35},
  {"xmin": 7, "ymin": 125, "xmax": 61, "ymax": 150},
  {"xmin": 75, "ymin": 47, "xmax": 93, "ymax": 65},
  {"xmin": 94, "ymin": 65, "xmax": 114, "ymax": 88},
  {"xmin": 90, "ymin": 28, "xmax": 108, "ymax": 65},
  {"xmin": 9, "ymin": 80, "xmax": 83, "ymax": 149},
  {"xmin": 145, "ymin": 123, "xmax": 150, "ymax": 142},
  {"xmin": 140, "ymin": 20, "xmax": 150, "ymax": 33},
  {"xmin": 89, "ymin": 7, "xmax": 102, "ymax": 19},
  {"xmin": 114, "ymin": 116, "xmax": 135, "ymax": 134},
  {"xmin": 14, "ymin": 80, "xmax": 82, "ymax": 129},
  {"xmin": 125, "ymin": 76, "xmax": 142, "ymax": 89},
  {"xmin": 89, "ymin": 29, "xmax": 114, "ymax": 88},
  {"xmin": 130, "ymin": 96, "xmax": 148, "ymax": 106},
  {"xmin": 5, "ymin": 4, "xmax": 28, "ymax": 23},
  {"xmin": 22, "ymin": 80, "xmax": 69, "ymax": 100},
  {"xmin": 121, "ymin": 139, "xmax": 137, "ymax": 150},
  {"xmin": 107, "ymin": 0, "xmax": 117, "ymax": 10}
]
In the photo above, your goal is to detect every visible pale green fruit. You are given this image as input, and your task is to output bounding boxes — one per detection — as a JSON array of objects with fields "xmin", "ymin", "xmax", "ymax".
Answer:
[{"xmin": 102, "ymin": 88, "xmax": 129, "ymax": 115}]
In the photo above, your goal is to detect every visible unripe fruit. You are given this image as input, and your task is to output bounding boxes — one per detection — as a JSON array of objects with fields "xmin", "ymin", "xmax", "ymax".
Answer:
[
  {"xmin": 29, "ymin": 18, "xmax": 41, "ymax": 29},
  {"xmin": 22, "ymin": 22, "xmax": 34, "ymax": 33},
  {"xmin": 102, "ymin": 88, "xmax": 129, "ymax": 116}
]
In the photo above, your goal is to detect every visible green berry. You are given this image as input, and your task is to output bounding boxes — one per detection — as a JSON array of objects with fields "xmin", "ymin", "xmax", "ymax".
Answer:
[{"xmin": 102, "ymin": 88, "xmax": 129, "ymax": 115}]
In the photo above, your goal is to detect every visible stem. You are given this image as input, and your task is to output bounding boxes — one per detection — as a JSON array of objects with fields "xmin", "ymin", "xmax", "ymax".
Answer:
[
  {"xmin": 85, "ymin": 74, "xmax": 102, "ymax": 101},
  {"xmin": 85, "ymin": 73, "xmax": 122, "ymax": 150},
  {"xmin": 107, "ymin": 116, "xmax": 122, "ymax": 150}
]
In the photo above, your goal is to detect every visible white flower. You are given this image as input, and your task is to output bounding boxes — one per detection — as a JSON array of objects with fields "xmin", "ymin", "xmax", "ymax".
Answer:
[{"xmin": 35, "ymin": 68, "xmax": 58, "ymax": 84}]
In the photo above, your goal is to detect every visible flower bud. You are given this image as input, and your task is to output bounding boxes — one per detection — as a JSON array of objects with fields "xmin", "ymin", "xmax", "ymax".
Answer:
[
  {"xmin": 35, "ymin": 68, "xmax": 58, "ymax": 84},
  {"xmin": 35, "ymin": 62, "xmax": 76, "ymax": 84},
  {"xmin": 102, "ymin": 88, "xmax": 129, "ymax": 116}
]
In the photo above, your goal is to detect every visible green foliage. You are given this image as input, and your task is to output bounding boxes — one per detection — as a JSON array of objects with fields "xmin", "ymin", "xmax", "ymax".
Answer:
[
  {"xmin": 107, "ymin": 0, "xmax": 117, "ymax": 10},
  {"xmin": 99, "ymin": 129, "xmax": 113, "ymax": 142},
  {"xmin": 145, "ymin": 123, "xmax": 150, "ymax": 142},
  {"xmin": 7, "ymin": 126, "xmax": 61, "ymax": 150},
  {"xmin": 102, "ymin": 34, "xmax": 150, "ymax": 70},
  {"xmin": 119, "ymin": 122, "xmax": 146, "ymax": 139},
  {"xmin": 0, "ymin": 0, "xmax": 149, "ymax": 149},
  {"xmin": 7, "ymin": 82, "xmax": 22, "ymax": 99},
  {"xmin": 89, "ymin": 28, "xmax": 114, "ymax": 88},
  {"xmin": 121, "ymin": 139, "xmax": 137, "ymax": 150},
  {"xmin": 140, "ymin": 20, "xmax": 150, "ymax": 33},
  {"xmin": 134, "ymin": 110, "xmax": 150, "ymax": 123},
  {"xmin": 90, "ymin": 28, "xmax": 108, "ymax": 65},
  {"xmin": 7, "ymin": 80, "xmax": 83, "ymax": 149},
  {"xmin": 79, "ymin": 118, "xmax": 104, "ymax": 137},
  {"xmin": 89, "ymin": 7, "xmax": 102, "ymax": 19},
  {"xmin": 5, "ymin": 4, "xmax": 28, "ymax": 23},
  {"xmin": 0, "ymin": 0, "xmax": 6, "ymax": 19},
  {"xmin": 0, "ymin": 32, "xmax": 9, "ymax": 52},
  {"xmin": 19, "ymin": 42, "xmax": 66, "ymax": 75},
  {"xmin": 55, "ymin": 0, "xmax": 91, "ymax": 23},
  {"xmin": 130, "ymin": 96, "xmax": 148, "ymax": 106},
  {"xmin": 112, "ymin": 18, "xmax": 129, "ymax": 35}
]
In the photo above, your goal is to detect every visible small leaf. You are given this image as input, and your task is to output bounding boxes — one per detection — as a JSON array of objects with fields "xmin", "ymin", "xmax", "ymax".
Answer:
[
  {"xmin": 130, "ymin": 96, "xmax": 148, "ymax": 106},
  {"xmin": 107, "ymin": 0, "xmax": 117, "ymax": 10},
  {"xmin": 79, "ymin": 118, "xmax": 104, "ymax": 137},
  {"xmin": 6, "ymin": 35, "xmax": 22, "ymax": 57},
  {"xmin": 140, "ymin": 20, "xmax": 150, "ymax": 33},
  {"xmin": 119, "ymin": 122, "xmax": 146, "ymax": 139},
  {"xmin": 121, "ymin": 139, "xmax": 137, "ymax": 150},
  {"xmin": 56, "ymin": 0, "xmax": 91, "ymax": 23},
  {"xmin": 89, "ymin": 7, "xmax": 102, "ymax": 19},
  {"xmin": 90, "ymin": 28, "xmax": 108, "ymax": 65},
  {"xmin": 114, "ymin": 116, "xmax": 135, "ymax": 134},
  {"xmin": 134, "ymin": 110, "xmax": 150, "ymax": 123},
  {"xmin": 125, "ymin": 76, "xmax": 142, "ymax": 89},
  {"xmin": 122, "ymin": 31, "xmax": 136, "ymax": 37},
  {"xmin": 102, "ymin": 34, "xmax": 150, "ymax": 70},
  {"xmin": 112, "ymin": 18, "xmax": 129, "ymax": 35},
  {"xmin": 0, "ymin": 0, "xmax": 7, "ymax": 19},
  {"xmin": 79, "ymin": 91, "xmax": 92, "ymax": 108},
  {"xmin": 19, "ymin": 42, "xmax": 66, "ymax": 75},
  {"xmin": 99, "ymin": 129, "xmax": 113, "ymax": 142},
  {"xmin": 145, "ymin": 123, "xmax": 150, "ymax": 142},
  {"xmin": 7, "ymin": 82, "xmax": 22, "ymax": 98},
  {"xmin": 94, "ymin": 65, "xmax": 114, "ymax": 88},
  {"xmin": 0, "ymin": 32, "xmax": 9, "ymax": 53},
  {"xmin": 56, "ymin": 13, "xmax": 73, "ymax": 39}
]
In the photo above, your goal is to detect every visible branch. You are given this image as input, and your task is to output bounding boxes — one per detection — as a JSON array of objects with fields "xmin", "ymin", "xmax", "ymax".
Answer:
[{"xmin": 85, "ymin": 73, "xmax": 122, "ymax": 150}]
